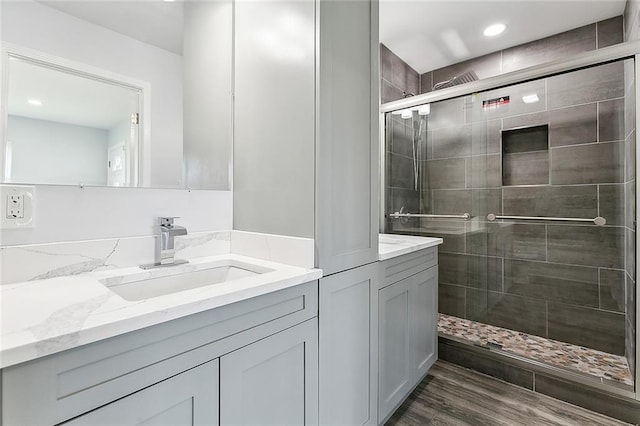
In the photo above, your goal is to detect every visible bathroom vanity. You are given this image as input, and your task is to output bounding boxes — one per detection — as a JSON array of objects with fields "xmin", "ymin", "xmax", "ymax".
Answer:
[{"xmin": 0, "ymin": 245, "xmax": 322, "ymax": 426}]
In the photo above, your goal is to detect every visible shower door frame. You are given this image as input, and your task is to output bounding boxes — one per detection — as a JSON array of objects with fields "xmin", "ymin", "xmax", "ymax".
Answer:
[{"xmin": 380, "ymin": 40, "xmax": 640, "ymax": 402}]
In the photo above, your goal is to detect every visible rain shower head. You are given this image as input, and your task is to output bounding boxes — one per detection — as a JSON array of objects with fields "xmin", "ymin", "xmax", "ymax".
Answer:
[{"xmin": 432, "ymin": 70, "xmax": 479, "ymax": 90}]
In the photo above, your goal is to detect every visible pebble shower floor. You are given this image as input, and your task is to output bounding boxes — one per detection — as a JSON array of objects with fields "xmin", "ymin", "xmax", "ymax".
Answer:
[{"xmin": 438, "ymin": 313, "xmax": 633, "ymax": 387}]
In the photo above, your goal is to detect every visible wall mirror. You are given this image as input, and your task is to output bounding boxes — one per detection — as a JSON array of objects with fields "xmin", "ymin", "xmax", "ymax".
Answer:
[{"xmin": 0, "ymin": 0, "xmax": 233, "ymax": 190}]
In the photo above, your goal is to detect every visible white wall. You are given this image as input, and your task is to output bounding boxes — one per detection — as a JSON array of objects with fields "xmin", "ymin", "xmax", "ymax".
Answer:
[
  {"xmin": 1, "ymin": 0, "xmax": 183, "ymax": 188},
  {"xmin": 7, "ymin": 115, "xmax": 108, "ymax": 186},
  {"xmin": 233, "ymin": 0, "xmax": 315, "ymax": 238},
  {"xmin": 0, "ymin": 185, "xmax": 232, "ymax": 246},
  {"xmin": 183, "ymin": 1, "xmax": 233, "ymax": 191}
]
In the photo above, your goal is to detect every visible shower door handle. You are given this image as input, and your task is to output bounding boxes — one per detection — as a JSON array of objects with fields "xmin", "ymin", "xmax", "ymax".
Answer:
[
  {"xmin": 388, "ymin": 212, "xmax": 471, "ymax": 220},
  {"xmin": 486, "ymin": 214, "xmax": 606, "ymax": 226}
]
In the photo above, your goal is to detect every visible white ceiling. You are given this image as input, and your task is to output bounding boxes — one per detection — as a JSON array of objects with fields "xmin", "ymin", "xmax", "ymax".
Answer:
[
  {"xmin": 39, "ymin": 0, "xmax": 184, "ymax": 54},
  {"xmin": 8, "ymin": 57, "xmax": 140, "ymax": 130},
  {"xmin": 380, "ymin": 0, "xmax": 627, "ymax": 74}
]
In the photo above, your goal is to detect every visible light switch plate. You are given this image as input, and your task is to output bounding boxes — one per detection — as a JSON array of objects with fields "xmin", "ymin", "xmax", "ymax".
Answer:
[{"xmin": 1, "ymin": 185, "xmax": 35, "ymax": 229}]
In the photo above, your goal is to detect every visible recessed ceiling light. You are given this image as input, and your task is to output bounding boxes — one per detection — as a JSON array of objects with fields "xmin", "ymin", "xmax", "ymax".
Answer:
[
  {"xmin": 484, "ymin": 23, "xmax": 506, "ymax": 37},
  {"xmin": 27, "ymin": 99, "xmax": 43, "ymax": 106}
]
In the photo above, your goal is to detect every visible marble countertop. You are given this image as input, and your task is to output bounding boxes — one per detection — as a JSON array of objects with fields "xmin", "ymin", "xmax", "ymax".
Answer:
[
  {"xmin": 0, "ymin": 254, "xmax": 321, "ymax": 369},
  {"xmin": 379, "ymin": 234, "xmax": 443, "ymax": 261}
]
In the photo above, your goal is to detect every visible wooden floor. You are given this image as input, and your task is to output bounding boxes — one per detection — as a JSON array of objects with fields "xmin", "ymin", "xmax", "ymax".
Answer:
[{"xmin": 386, "ymin": 361, "xmax": 632, "ymax": 426}]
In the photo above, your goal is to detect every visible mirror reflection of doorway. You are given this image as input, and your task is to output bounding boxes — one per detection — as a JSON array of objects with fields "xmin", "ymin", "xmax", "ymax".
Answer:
[{"xmin": 107, "ymin": 142, "xmax": 127, "ymax": 187}]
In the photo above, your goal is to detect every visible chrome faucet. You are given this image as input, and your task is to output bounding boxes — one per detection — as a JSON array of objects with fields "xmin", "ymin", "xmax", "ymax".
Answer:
[{"xmin": 140, "ymin": 217, "xmax": 188, "ymax": 269}]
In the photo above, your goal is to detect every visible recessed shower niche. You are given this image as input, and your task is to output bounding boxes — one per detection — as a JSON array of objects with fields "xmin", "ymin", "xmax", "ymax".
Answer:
[{"xmin": 501, "ymin": 125, "xmax": 550, "ymax": 186}]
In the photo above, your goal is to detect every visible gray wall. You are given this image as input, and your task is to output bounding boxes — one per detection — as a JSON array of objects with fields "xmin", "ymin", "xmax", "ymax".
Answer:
[
  {"xmin": 385, "ymin": 17, "xmax": 633, "ymax": 358},
  {"xmin": 233, "ymin": 0, "xmax": 315, "ymax": 238}
]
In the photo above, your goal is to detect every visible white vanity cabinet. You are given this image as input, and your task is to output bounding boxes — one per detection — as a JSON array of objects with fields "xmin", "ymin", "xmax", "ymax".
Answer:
[
  {"xmin": 377, "ymin": 248, "xmax": 438, "ymax": 424},
  {"xmin": 63, "ymin": 359, "xmax": 220, "ymax": 426},
  {"xmin": 2, "ymin": 281, "xmax": 319, "ymax": 426},
  {"xmin": 319, "ymin": 262, "xmax": 379, "ymax": 426}
]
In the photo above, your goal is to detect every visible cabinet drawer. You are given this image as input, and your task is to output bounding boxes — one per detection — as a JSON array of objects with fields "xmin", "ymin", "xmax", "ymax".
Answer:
[
  {"xmin": 2, "ymin": 281, "xmax": 318, "ymax": 426},
  {"xmin": 379, "ymin": 247, "xmax": 437, "ymax": 289}
]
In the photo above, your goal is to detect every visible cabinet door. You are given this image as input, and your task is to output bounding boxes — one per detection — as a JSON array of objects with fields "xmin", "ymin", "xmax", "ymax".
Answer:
[
  {"xmin": 319, "ymin": 263, "xmax": 378, "ymax": 426},
  {"xmin": 316, "ymin": 0, "xmax": 379, "ymax": 275},
  {"xmin": 64, "ymin": 360, "xmax": 219, "ymax": 425},
  {"xmin": 220, "ymin": 319, "xmax": 318, "ymax": 426},
  {"xmin": 411, "ymin": 267, "xmax": 438, "ymax": 379},
  {"xmin": 378, "ymin": 277, "xmax": 412, "ymax": 422}
]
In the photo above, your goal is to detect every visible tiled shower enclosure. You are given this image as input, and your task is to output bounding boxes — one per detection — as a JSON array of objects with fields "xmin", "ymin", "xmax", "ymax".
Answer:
[{"xmin": 384, "ymin": 58, "xmax": 636, "ymax": 389}]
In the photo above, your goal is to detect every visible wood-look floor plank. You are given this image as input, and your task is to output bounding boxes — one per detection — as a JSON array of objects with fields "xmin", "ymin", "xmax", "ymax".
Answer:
[{"xmin": 386, "ymin": 361, "xmax": 631, "ymax": 426}]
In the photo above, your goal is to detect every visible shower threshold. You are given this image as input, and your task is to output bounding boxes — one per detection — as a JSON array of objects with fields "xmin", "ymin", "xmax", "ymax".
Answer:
[{"xmin": 438, "ymin": 313, "xmax": 633, "ymax": 388}]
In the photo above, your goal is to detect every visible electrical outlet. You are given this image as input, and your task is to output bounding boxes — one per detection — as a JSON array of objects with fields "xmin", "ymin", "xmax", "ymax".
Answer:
[
  {"xmin": 1, "ymin": 186, "xmax": 35, "ymax": 229},
  {"xmin": 6, "ymin": 194, "xmax": 24, "ymax": 219}
]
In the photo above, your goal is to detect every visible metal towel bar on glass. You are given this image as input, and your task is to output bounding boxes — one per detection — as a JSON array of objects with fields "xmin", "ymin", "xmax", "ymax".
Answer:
[
  {"xmin": 388, "ymin": 212, "xmax": 471, "ymax": 220},
  {"xmin": 486, "ymin": 214, "xmax": 606, "ymax": 226}
]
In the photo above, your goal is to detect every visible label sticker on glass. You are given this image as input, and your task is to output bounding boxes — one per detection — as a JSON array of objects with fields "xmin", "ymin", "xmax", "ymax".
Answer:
[{"xmin": 482, "ymin": 96, "xmax": 510, "ymax": 109}]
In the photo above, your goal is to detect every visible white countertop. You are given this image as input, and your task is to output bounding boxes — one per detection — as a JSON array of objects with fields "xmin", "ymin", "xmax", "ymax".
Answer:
[
  {"xmin": 0, "ymin": 254, "xmax": 321, "ymax": 369},
  {"xmin": 378, "ymin": 234, "xmax": 443, "ymax": 261}
]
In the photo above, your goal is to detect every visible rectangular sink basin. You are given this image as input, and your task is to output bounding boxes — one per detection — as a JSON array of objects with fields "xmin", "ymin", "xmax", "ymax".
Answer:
[{"xmin": 100, "ymin": 260, "xmax": 273, "ymax": 301}]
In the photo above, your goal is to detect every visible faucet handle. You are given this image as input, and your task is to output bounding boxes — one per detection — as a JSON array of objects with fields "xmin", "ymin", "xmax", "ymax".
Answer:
[{"xmin": 159, "ymin": 217, "xmax": 180, "ymax": 227}]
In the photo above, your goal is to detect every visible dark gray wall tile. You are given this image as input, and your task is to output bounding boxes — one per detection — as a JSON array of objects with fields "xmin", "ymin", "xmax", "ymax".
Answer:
[
  {"xmin": 438, "ymin": 339, "xmax": 535, "ymax": 390},
  {"xmin": 503, "ymin": 151, "xmax": 549, "ymax": 186},
  {"xmin": 439, "ymin": 252, "xmax": 502, "ymax": 291},
  {"xmin": 438, "ymin": 282, "xmax": 466, "ymax": 317},
  {"xmin": 547, "ymin": 225, "xmax": 624, "ymax": 269},
  {"xmin": 548, "ymin": 301, "xmax": 625, "ymax": 354},
  {"xmin": 547, "ymin": 61, "xmax": 624, "ymax": 109},
  {"xmin": 467, "ymin": 154, "xmax": 501, "ymax": 188},
  {"xmin": 534, "ymin": 374, "xmax": 640, "ymax": 424},
  {"xmin": 550, "ymin": 142, "xmax": 624, "ymax": 185},
  {"xmin": 420, "ymin": 71, "xmax": 432, "ymax": 94},
  {"xmin": 380, "ymin": 43, "xmax": 393, "ymax": 82},
  {"xmin": 599, "ymin": 98, "xmax": 625, "ymax": 142},
  {"xmin": 388, "ymin": 153, "xmax": 414, "ymax": 190},
  {"xmin": 388, "ymin": 187, "xmax": 420, "ymax": 214},
  {"xmin": 407, "ymin": 69, "xmax": 419, "ymax": 97},
  {"xmin": 382, "ymin": 79, "xmax": 404, "ymax": 103},
  {"xmin": 599, "ymin": 268, "xmax": 626, "ymax": 312},
  {"xmin": 626, "ymin": 227, "xmax": 635, "ymax": 279},
  {"xmin": 481, "ymin": 291, "xmax": 548, "ymax": 336},
  {"xmin": 503, "ymin": 185, "xmax": 597, "ymax": 219},
  {"xmin": 550, "ymin": 103, "xmax": 598, "ymax": 147},
  {"xmin": 598, "ymin": 184, "xmax": 625, "ymax": 226},
  {"xmin": 624, "ymin": 181, "xmax": 635, "ymax": 230},
  {"xmin": 596, "ymin": 16, "xmax": 623, "ymax": 48},
  {"xmin": 504, "ymin": 259, "xmax": 599, "ymax": 308},
  {"xmin": 431, "ymin": 52, "xmax": 501, "ymax": 90},
  {"xmin": 429, "ymin": 97, "xmax": 466, "ymax": 129},
  {"xmin": 425, "ymin": 158, "xmax": 466, "ymax": 189},
  {"xmin": 625, "ymin": 131, "xmax": 636, "ymax": 182},
  {"xmin": 626, "ymin": 274, "xmax": 635, "ymax": 328},
  {"xmin": 432, "ymin": 125, "xmax": 472, "ymax": 159},
  {"xmin": 468, "ymin": 223, "xmax": 547, "ymax": 261},
  {"xmin": 471, "ymin": 119, "xmax": 502, "ymax": 155},
  {"xmin": 502, "ymin": 25, "xmax": 596, "ymax": 73},
  {"xmin": 421, "ymin": 219, "xmax": 466, "ymax": 254},
  {"xmin": 432, "ymin": 189, "xmax": 501, "ymax": 218},
  {"xmin": 388, "ymin": 116, "xmax": 413, "ymax": 157}
]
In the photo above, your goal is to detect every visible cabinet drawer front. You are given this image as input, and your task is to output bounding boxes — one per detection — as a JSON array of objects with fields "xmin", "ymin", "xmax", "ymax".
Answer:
[
  {"xmin": 2, "ymin": 281, "xmax": 318, "ymax": 426},
  {"xmin": 380, "ymin": 247, "xmax": 437, "ymax": 289}
]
